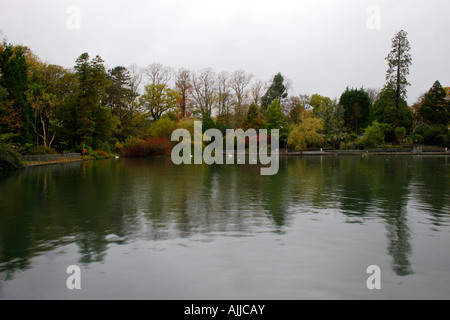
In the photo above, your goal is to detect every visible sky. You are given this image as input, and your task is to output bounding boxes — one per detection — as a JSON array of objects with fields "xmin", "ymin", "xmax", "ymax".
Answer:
[{"xmin": 0, "ymin": 0, "xmax": 449, "ymax": 105}]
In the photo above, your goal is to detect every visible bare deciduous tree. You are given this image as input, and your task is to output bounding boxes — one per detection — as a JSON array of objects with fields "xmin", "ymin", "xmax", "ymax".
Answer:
[
  {"xmin": 192, "ymin": 68, "xmax": 216, "ymax": 117},
  {"xmin": 366, "ymin": 88, "xmax": 380, "ymax": 106},
  {"xmin": 215, "ymin": 72, "xmax": 233, "ymax": 120},
  {"xmin": 146, "ymin": 63, "xmax": 172, "ymax": 86},
  {"xmin": 250, "ymin": 79, "xmax": 265, "ymax": 107},
  {"xmin": 128, "ymin": 64, "xmax": 145, "ymax": 114},
  {"xmin": 230, "ymin": 70, "xmax": 253, "ymax": 119}
]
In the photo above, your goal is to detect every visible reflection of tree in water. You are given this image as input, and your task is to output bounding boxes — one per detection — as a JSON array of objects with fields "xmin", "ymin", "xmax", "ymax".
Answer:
[
  {"xmin": 3, "ymin": 156, "xmax": 448, "ymax": 280},
  {"xmin": 412, "ymin": 156, "xmax": 450, "ymax": 228},
  {"xmin": 76, "ymin": 232, "xmax": 108, "ymax": 264},
  {"xmin": 384, "ymin": 206, "xmax": 412, "ymax": 276},
  {"xmin": 0, "ymin": 160, "xmax": 142, "ymax": 276},
  {"xmin": 378, "ymin": 157, "xmax": 413, "ymax": 276},
  {"xmin": 324, "ymin": 156, "xmax": 414, "ymax": 276},
  {"xmin": 340, "ymin": 156, "xmax": 414, "ymax": 276},
  {"xmin": 339, "ymin": 156, "xmax": 375, "ymax": 219},
  {"xmin": 261, "ymin": 162, "xmax": 289, "ymax": 229}
]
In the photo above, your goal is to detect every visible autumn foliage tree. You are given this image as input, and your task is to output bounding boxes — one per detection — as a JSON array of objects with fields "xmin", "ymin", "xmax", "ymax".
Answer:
[
  {"xmin": 0, "ymin": 43, "xmax": 32, "ymax": 145},
  {"xmin": 175, "ymin": 68, "xmax": 193, "ymax": 118},
  {"xmin": 288, "ymin": 118, "xmax": 324, "ymax": 151},
  {"xmin": 0, "ymin": 84, "xmax": 21, "ymax": 140},
  {"xmin": 139, "ymin": 83, "xmax": 180, "ymax": 121}
]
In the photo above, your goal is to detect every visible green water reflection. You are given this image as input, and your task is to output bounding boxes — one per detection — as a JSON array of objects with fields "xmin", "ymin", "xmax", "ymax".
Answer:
[{"xmin": 0, "ymin": 155, "xmax": 449, "ymax": 293}]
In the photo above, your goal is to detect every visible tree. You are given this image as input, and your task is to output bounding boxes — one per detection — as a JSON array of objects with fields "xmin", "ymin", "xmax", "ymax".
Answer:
[
  {"xmin": 359, "ymin": 121, "xmax": 388, "ymax": 149},
  {"xmin": 310, "ymin": 94, "xmax": 345, "ymax": 138},
  {"xmin": 339, "ymin": 87, "xmax": 373, "ymax": 134},
  {"xmin": 419, "ymin": 80, "xmax": 449, "ymax": 127},
  {"xmin": 250, "ymin": 80, "xmax": 265, "ymax": 107},
  {"xmin": 139, "ymin": 83, "xmax": 180, "ymax": 121},
  {"xmin": 215, "ymin": 71, "xmax": 232, "ymax": 125},
  {"xmin": 0, "ymin": 84, "xmax": 21, "ymax": 140},
  {"xmin": 367, "ymin": 88, "xmax": 380, "ymax": 106},
  {"xmin": 201, "ymin": 110, "xmax": 216, "ymax": 133},
  {"xmin": 175, "ymin": 68, "xmax": 193, "ymax": 118},
  {"xmin": 146, "ymin": 63, "xmax": 172, "ymax": 86},
  {"xmin": 229, "ymin": 69, "xmax": 253, "ymax": 120},
  {"xmin": 192, "ymin": 68, "xmax": 216, "ymax": 118},
  {"xmin": 394, "ymin": 127, "xmax": 407, "ymax": 145},
  {"xmin": 128, "ymin": 64, "xmax": 144, "ymax": 112},
  {"xmin": 264, "ymin": 99, "xmax": 289, "ymax": 143},
  {"xmin": 72, "ymin": 53, "xmax": 111, "ymax": 147},
  {"xmin": 374, "ymin": 83, "xmax": 413, "ymax": 140},
  {"xmin": 0, "ymin": 43, "xmax": 32, "ymax": 145},
  {"xmin": 287, "ymin": 118, "xmax": 324, "ymax": 151},
  {"xmin": 104, "ymin": 66, "xmax": 134, "ymax": 120},
  {"xmin": 26, "ymin": 82, "xmax": 57, "ymax": 148},
  {"xmin": 261, "ymin": 73, "xmax": 288, "ymax": 111},
  {"xmin": 242, "ymin": 103, "xmax": 265, "ymax": 130},
  {"xmin": 285, "ymin": 95, "xmax": 311, "ymax": 124},
  {"xmin": 411, "ymin": 93, "xmax": 426, "ymax": 127},
  {"xmin": 103, "ymin": 66, "xmax": 136, "ymax": 141},
  {"xmin": 385, "ymin": 30, "xmax": 412, "ymax": 112}
]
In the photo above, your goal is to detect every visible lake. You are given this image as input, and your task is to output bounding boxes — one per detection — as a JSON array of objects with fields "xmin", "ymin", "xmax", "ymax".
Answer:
[{"xmin": 0, "ymin": 155, "xmax": 449, "ymax": 299}]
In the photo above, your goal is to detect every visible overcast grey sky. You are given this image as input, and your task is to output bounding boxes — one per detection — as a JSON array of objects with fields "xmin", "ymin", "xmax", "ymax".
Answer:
[{"xmin": 1, "ymin": 0, "xmax": 449, "ymax": 104}]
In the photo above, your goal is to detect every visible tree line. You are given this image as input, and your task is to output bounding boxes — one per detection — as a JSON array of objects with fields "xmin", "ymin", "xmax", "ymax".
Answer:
[{"xmin": 1, "ymin": 29, "xmax": 449, "ymax": 164}]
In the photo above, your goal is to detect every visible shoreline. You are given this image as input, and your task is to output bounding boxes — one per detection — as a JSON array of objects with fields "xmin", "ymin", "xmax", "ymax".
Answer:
[
  {"xmin": 284, "ymin": 150, "xmax": 450, "ymax": 156},
  {"xmin": 24, "ymin": 158, "xmax": 90, "ymax": 168},
  {"xmin": 21, "ymin": 151, "xmax": 450, "ymax": 169}
]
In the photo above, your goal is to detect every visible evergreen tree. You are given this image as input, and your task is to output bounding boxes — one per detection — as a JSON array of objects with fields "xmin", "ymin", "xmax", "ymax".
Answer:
[
  {"xmin": 261, "ymin": 73, "xmax": 288, "ymax": 111},
  {"xmin": 201, "ymin": 110, "xmax": 216, "ymax": 133},
  {"xmin": 242, "ymin": 103, "xmax": 265, "ymax": 130},
  {"xmin": 72, "ymin": 53, "xmax": 111, "ymax": 147},
  {"xmin": 339, "ymin": 87, "xmax": 373, "ymax": 134},
  {"xmin": 385, "ymin": 30, "xmax": 412, "ymax": 112},
  {"xmin": 374, "ymin": 83, "xmax": 413, "ymax": 137},
  {"xmin": 264, "ymin": 99, "xmax": 289, "ymax": 143},
  {"xmin": 104, "ymin": 66, "xmax": 136, "ymax": 141},
  {"xmin": 419, "ymin": 80, "xmax": 449, "ymax": 127}
]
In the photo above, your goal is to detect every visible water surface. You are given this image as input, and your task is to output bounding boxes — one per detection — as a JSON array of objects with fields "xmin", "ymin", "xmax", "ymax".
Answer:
[{"xmin": 0, "ymin": 155, "xmax": 449, "ymax": 299}]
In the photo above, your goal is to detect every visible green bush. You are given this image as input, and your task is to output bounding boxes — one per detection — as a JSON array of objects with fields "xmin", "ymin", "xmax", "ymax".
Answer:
[
  {"xmin": 424, "ymin": 126, "xmax": 445, "ymax": 146},
  {"xmin": 113, "ymin": 141, "xmax": 124, "ymax": 154},
  {"xmin": 0, "ymin": 144, "xmax": 24, "ymax": 171},
  {"xmin": 412, "ymin": 123, "xmax": 430, "ymax": 137},
  {"xmin": 349, "ymin": 133, "xmax": 359, "ymax": 142},
  {"xmin": 358, "ymin": 122, "xmax": 386, "ymax": 149},
  {"xmin": 150, "ymin": 117, "xmax": 177, "ymax": 139},
  {"xmin": 411, "ymin": 134, "xmax": 424, "ymax": 144},
  {"xmin": 97, "ymin": 142, "xmax": 112, "ymax": 154},
  {"xmin": 28, "ymin": 146, "xmax": 57, "ymax": 155},
  {"xmin": 394, "ymin": 127, "xmax": 407, "ymax": 144}
]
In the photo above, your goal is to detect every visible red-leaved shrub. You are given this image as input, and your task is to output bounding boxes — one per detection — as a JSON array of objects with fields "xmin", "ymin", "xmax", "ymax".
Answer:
[{"xmin": 121, "ymin": 137, "xmax": 172, "ymax": 157}]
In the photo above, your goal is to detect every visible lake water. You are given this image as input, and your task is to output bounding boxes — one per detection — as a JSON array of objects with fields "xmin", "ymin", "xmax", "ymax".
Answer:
[{"xmin": 0, "ymin": 155, "xmax": 449, "ymax": 299}]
